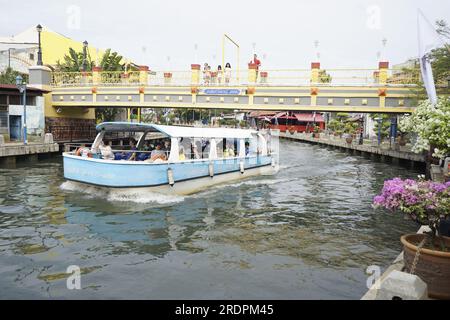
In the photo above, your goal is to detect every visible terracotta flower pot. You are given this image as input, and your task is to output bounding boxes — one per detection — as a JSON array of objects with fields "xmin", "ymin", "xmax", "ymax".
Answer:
[
  {"xmin": 345, "ymin": 136, "xmax": 353, "ymax": 144},
  {"xmin": 401, "ymin": 234, "xmax": 450, "ymax": 299},
  {"xmin": 397, "ymin": 136, "xmax": 407, "ymax": 147}
]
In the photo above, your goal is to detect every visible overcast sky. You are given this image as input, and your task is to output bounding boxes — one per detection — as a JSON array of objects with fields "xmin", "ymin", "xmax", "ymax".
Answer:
[{"xmin": 1, "ymin": 0, "xmax": 449, "ymax": 70}]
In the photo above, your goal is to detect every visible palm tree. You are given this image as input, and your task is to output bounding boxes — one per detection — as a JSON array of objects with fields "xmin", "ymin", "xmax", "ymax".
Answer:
[
  {"xmin": 55, "ymin": 48, "xmax": 129, "ymax": 72},
  {"xmin": 0, "ymin": 67, "xmax": 28, "ymax": 84},
  {"xmin": 56, "ymin": 48, "xmax": 94, "ymax": 72},
  {"xmin": 98, "ymin": 49, "xmax": 125, "ymax": 71}
]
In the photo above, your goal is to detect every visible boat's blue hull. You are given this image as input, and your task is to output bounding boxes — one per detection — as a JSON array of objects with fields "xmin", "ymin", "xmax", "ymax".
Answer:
[{"xmin": 63, "ymin": 154, "xmax": 274, "ymax": 189}]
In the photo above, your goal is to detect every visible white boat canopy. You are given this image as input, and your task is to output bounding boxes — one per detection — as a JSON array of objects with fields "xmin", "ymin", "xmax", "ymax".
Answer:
[{"xmin": 96, "ymin": 122, "xmax": 256, "ymax": 139}]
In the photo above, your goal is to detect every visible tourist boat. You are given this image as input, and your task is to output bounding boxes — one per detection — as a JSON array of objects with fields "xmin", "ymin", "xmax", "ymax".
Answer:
[{"xmin": 63, "ymin": 122, "xmax": 279, "ymax": 195}]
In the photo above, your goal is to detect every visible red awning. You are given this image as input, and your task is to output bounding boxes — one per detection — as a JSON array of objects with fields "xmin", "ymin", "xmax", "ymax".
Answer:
[
  {"xmin": 273, "ymin": 112, "xmax": 297, "ymax": 120},
  {"xmin": 248, "ymin": 111, "xmax": 277, "ymax": 118},
  {"xmin": 294, "ymin": 113, "xmax": 325, "ymax": 122}
]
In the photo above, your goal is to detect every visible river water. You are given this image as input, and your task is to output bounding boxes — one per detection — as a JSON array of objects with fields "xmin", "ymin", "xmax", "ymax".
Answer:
[{"xmin": 0, "ymin": 140, "xmax": 420, "ymax": 299}]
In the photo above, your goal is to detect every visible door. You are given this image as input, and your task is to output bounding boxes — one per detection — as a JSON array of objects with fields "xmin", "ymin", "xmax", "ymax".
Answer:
[{"xmin": 9, "ymin": 115, "xmax": 21, "ymax": 141}]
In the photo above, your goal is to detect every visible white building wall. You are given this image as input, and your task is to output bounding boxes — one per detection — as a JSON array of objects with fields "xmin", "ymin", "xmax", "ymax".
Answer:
[{"xmin": 8, "ymin": 96, "xmax": 45, "ymax": 135}]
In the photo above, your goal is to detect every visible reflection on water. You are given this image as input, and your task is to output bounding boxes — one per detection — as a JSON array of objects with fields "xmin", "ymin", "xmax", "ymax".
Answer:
[{"xmin": 0, "ymin": 141, "xmax": 420, "ymax": 299}]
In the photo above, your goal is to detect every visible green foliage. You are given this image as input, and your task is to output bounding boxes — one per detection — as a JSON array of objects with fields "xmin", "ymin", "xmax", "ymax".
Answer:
[
  {"xmin": 343, "ymin": 122, "xmax": 359, "ymax": 135},
  {"xmin": 99, "ymin": 49, "xmax": 125, "ymax": 71},
  {"xmin": 0, "ymin": 67, "xmax": 28, "ymax": 85},
  {"xmin": 95, "ymin": 108, "xmax": 120, "ymax": 123},
  {"xmin": 56, "ymin": 47, "xmax": 94, "ymax": 72},
  {"xmin": 318, "ymin": 70, "xmax": 332, "ymax": 83},
  {"xmin": 239, "ymin": 120, "xmax": 248, "ymax": 128},
  {"xmin": 399, "ymin": 97, "xmax": 450, "ymax": 159},
  {"xmin": 436, "ymin": 19, "xmax": 450, "ymax": 39},
  {"xmin": 327, "ymin": 113, "xmax": 356, "ymax": 136},
  {"xmin": 55, "ymin": 48, "xmax": 127, "ymax": 72},
  {"xmin": 327, "ymin": 119, "xmax": 340, "ymax": 132},
  {"xmin": 370, "ymin": 114, "xmax": 391, "ymax": 140}
]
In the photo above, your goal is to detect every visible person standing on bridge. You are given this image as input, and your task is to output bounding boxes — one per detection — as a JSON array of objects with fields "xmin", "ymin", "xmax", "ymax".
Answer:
[
  {"xmin": 203, "ymin": 63, "xmax": 211, "ymax": 85},
  {"xmin": 252, "ymin": 54, "xmax": 261, "ymax": 81},
  {"xmin": 224, "ymin": 63, "xmax": 232, "ymax": 85},
  {"xmin": 217, "ymin": 65, "xmax": 223, "ymax": 85}
]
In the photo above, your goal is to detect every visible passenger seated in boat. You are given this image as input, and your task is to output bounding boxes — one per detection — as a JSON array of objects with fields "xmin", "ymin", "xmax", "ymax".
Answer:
[
  {"xmin": 225, "ymin": 143, "xmax": 235, "ymax": 157},
  {"xmin": 245, "ymin": 142, "xmax": 250, "ymax": 156},
  {"xmin": 115, "ymin": 139, "xmax": 138, "ymax": 161},
  {"xmin": 149, "ymin": 144, "xmax": 167, "ymax": 161},
  {"xmin": 179, "ymin": 147, "xmax": 186, "ymax": 161},
  {"xmin": 75, "ymin": 144, "xmax": 92, "ymax": 158},
  {"xmin": 192, "ymin": 143, "xmax": 201, "ymax": 159},
  {"xmin": 99, "ymin": 140, "xmax": 114, "ymax": 160},
  {"xmin": 137, "ymin": 141, "xmax": 151, "ymax": 161},
  {"xmin": 163, "ymin": 140, "xmax": 171, "ymax": 152}
]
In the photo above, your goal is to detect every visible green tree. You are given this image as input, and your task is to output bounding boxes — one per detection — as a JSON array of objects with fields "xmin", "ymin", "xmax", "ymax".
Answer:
[
  {"xmin": 56, "ymin": 48, "xmax": 94, "ymax": 72},
  {"xmin": 98, "ymin": 49, "xmax": 125, "ymax": 71},
  {"xmin": 0, "ymin": 67, "xmax": 28, "ymax": 85},
  {"xmin": 371, "ymin": 114, "xmax": 391, "ymax": 140},
  {"xmin": 399, "ymin": 98, "xmax": 450, "ymax": 160}
]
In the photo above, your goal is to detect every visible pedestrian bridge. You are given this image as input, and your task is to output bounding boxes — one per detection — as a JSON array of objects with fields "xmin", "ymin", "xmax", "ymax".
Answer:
[{"xmin": 49, "ymin": 62, "xmax": 419, "ymax": 117}]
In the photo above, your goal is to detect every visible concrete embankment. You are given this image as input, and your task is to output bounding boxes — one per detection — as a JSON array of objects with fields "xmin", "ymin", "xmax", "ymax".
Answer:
[
  {"xmin": 279, "ymin": 131, "xmax": 425, "ymax": 169},
  {"xmin": 0, "ymin": 142, "xmax": 59, "ymax": 168}
]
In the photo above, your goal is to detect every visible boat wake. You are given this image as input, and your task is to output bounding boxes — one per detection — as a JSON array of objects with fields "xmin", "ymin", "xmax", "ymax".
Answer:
[{"xmin": 60, "ymin": 181, "xmax": 185, "ymax": 204}]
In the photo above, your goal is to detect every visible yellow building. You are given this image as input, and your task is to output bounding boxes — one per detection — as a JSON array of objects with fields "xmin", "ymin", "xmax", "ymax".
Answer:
[
  {"xmin": 0, "ymin": 25, "xmax": 114, "ymax": 139},
  {"xmin": 0, "ymin": 25, "xmax": 105, "ymax": 70}
]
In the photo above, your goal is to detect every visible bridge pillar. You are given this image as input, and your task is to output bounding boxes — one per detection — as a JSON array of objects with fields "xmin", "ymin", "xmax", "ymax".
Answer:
[
  {"xmin": 191, "ymin": 64, "xmax": 201, "ymax": 85},
  {"xmin": 248, "ymin": 63, "xmax": 257, "ymax": 84},
  {"xmin": 191, "ymin": 64, "xmax": 200, "ymax": 104},
  {"xmin": 164, "ymin": 72, "xmax": 172, "ymax": 85},
  {"xmin": 311, "ymin": 62, "xmax": 320, "ymax": 84},
  {"xmin": 378, "ymin": 61, "xmax": 389, "ymax": 85},
  {"xmin": 139, "ymin": 66, "xmax": 149, "ymax": 85},
  {"xmin": 93, "ymin": 66, "xmax": 102, "ymax": 85}
]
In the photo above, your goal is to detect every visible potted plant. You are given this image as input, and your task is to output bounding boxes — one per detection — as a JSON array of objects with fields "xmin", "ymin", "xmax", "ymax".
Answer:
[
  {"xmin": 373, "ymin": 177, "xmax": 450, "ymax": 299},
  {"xmin": 312, "ymin": 125, "xmax": 320, "ymax": 138},
  {"xmin": 397, "ymin": 134, "xmax": 408, "ymax": 148},
  {"xmin": 343, "ymin": 122, "xmax": 358, "ymax": 144}
]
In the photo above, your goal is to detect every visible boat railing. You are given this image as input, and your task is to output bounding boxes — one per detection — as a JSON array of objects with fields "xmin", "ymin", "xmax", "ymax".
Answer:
[
  {"xmin": 67, "ymin": 146, "xmax": 266, "ymax": 162},
  {"xmin": 64, "ymin": 142, "xmax": 93, "ymax": 153}
]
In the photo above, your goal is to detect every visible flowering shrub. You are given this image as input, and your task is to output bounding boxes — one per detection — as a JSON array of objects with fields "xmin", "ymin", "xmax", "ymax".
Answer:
[
  {"xmin": 373, "ymin": 177, "xmax": 450, "ymax": 236},
  {"xmin": 399, "ymin": 98, "xmax": 450, "ymax": 160}
]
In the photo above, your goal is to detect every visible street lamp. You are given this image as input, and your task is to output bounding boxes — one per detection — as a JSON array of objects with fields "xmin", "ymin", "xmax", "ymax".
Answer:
[
  {"xmin": 82, "ymin": 40, "xmax": 88, "ymax": 72},
  {"xmin": 36, "ymin": 24, "xmax": 43, "ymax": 66},
  {"xmin": 359, "ymin": 116, "xmax": 364, "ymax": 145},
  {"xmin": 15, "ymin": 75, "xmax": 27, "ymax": 145},
  {"xmin": 374, "ymin": 117, "xmax": 383, "ymax": 146}
]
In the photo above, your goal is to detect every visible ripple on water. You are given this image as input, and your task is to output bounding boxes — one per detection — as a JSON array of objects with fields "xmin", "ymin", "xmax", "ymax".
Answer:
[{"xmin": 0, "ymin": 141, "xmax": 421, "ymax": 299}]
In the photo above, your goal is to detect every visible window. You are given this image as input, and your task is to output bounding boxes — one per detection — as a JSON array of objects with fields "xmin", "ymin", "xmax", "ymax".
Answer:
[
  {"xmin": 0, "ymin": 111, "xmax": 8, "ymax": 128},
  {"xmin": 7, "ymin": 95, "xmax": 36, "ymax": 106},
  {"xmin": 26, "ymin": 96, "xmax": 36, "ymax": 106},
  {"xmin": 29, "ymin": 53, "xmax": 35, "ymax": 61},
  {"xmin": 8, "ymin": 95, "xmax": 20, "ymax": 105}
]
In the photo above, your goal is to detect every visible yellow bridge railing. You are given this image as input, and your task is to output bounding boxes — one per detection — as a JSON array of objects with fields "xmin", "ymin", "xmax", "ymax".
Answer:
[{"xmin": 50, "ymin": 68, "xmax": 420, "ymax": 87}]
